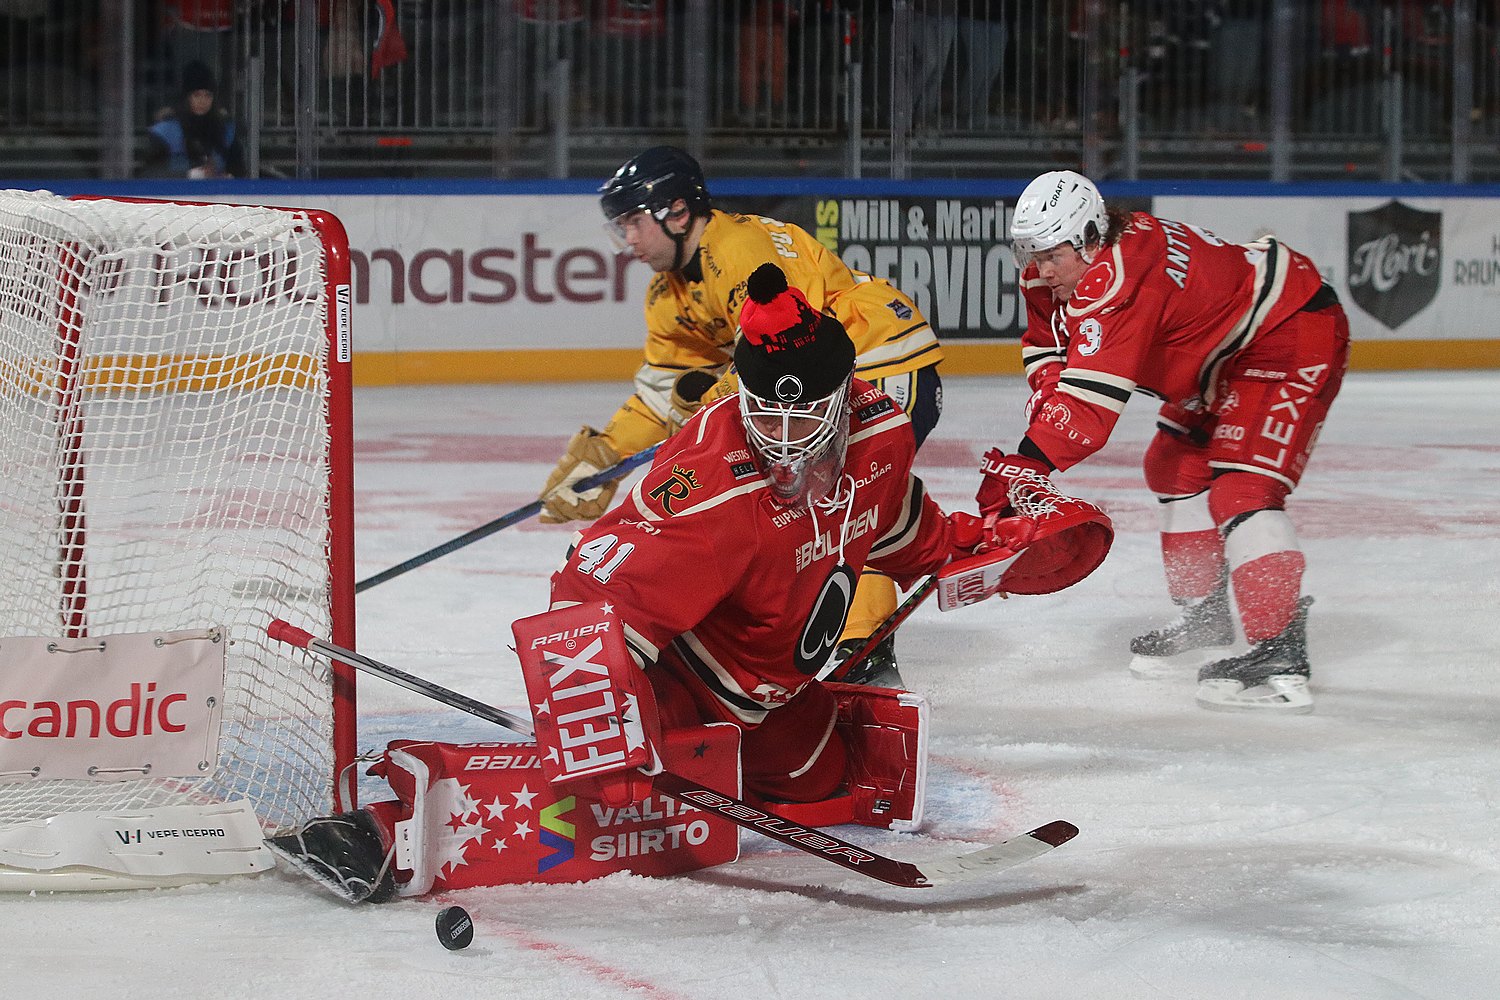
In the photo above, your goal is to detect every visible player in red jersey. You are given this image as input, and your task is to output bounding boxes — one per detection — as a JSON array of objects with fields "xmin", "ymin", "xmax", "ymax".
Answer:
[
  {"xmin": 978, "ymin": 171, "xmax": 1350, "ymax": 714},
  {"xmin": 546, "ymin": 261, "xmax": 983, "ymax": 816}
]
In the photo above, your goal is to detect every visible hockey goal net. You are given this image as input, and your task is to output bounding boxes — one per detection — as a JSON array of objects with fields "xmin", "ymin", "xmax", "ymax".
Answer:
[{"xmin": 0, "ymin": 191, "xmax": 356, "ymax": 882}]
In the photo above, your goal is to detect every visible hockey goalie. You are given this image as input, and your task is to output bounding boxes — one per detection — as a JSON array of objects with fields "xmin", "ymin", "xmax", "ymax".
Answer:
[{"xmin": 271, "ymin": 264, "xmax": 1112, "ymax": 902}]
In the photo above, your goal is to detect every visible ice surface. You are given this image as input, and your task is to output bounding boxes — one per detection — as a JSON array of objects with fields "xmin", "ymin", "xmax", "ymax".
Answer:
[{"xmin": 5, "ymin": 372, "xmax": 1497, "ymax": 1000}]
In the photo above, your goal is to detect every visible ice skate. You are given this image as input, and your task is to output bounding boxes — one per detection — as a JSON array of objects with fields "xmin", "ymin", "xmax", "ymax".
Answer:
[
  {"xmin": 1128, "ymin": 582, "xmax": 1236, "ymax": 678},
  {"xmin": 1195, "ymin": 597, "xmax": 1314, "ymax": 714},
  {"xmin": 831, "ymin": 635, "xmax": 905, "ymax": 690},
  {"xmin": 267, "ymin": 809, "xmax": 397, "ymax": 904}
]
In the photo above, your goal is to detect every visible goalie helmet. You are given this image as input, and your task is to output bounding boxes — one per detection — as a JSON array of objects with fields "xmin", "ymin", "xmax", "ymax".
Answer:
[
  {"xmin": 600, "ymin": 145, "xmax": 712, "ymax": 227},
  {"xmin": 1009, "ymin": 170, "xmax": 1108, "ymax": 267},
  {"xmin": 734, "ymin": 263, "xmax": 856, "ymax": 509}
]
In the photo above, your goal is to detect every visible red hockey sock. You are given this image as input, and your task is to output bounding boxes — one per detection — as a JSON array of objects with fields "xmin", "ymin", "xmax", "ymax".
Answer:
[
  {"xmin": 1231, "ymin": 551, "xmax": 1306, "ymax": 644},
  {"xmin": 1160, "ymin": 528, "xmax": 1226, "ymax": 602}
]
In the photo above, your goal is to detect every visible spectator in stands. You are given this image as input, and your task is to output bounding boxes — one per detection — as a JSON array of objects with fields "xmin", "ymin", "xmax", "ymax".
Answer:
[
  {"xmin": 1206, "ymin": 1, "xmax": 1266, "ymax": 131},
  {"xmin": 144, "ymin": 60, "xmax": 246, "ymax": 179},
  {"xmin": 591, "ymin": 0, "xmax": 667, "ymax": 127},
  {"xmin": 736, "ymin": 0, "xmax": 798, "ymax": 125},
  {"xmin": 163, "ymin": 0, "xmax": 235, "ymax": 85},
  {"xmin": 520, "ymin": 0, "xmax": 585, "ymax": 127},
  {"xmin": 910, "ymin": 0, "xmax": 959, "ymax": 123}
]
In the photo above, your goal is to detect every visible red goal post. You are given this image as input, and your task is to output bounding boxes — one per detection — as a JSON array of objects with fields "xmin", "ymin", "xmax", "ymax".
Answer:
[{"xmin": 0, "ymin": 191, "xmax": 356, "ymax": 888}]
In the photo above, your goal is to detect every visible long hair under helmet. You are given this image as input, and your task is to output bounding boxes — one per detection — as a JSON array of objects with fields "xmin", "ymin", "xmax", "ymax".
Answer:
[
  {"xmin": 734, "ymin": 263, "xmax": 856, "ymax": 509},
  {"xmin": 1009, "ymin": 170, "xmax": 1108, "ymax": 268}
]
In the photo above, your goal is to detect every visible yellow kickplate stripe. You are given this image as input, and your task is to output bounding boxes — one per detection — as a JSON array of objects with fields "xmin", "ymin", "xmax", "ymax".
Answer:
[{"xmin": 350, "ymin": 340, "xmax": 1500, "ymax": 385}]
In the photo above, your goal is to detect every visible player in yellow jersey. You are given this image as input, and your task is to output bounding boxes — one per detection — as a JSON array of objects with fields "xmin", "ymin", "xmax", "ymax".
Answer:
[{"xmin": 538, "ymin": 146, "xmax": 945, "ymax": 685}]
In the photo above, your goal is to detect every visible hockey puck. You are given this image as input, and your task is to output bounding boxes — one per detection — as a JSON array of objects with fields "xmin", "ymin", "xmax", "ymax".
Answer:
[{"xmin": 435, "ymin": 905, "xmax": 474, "ymax": 951}]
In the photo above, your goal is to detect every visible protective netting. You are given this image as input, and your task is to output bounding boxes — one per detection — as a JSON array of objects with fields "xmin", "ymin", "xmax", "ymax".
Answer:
[{"xmin": 0, "ymin": 190, "xmax": 346, "ymax": 832}]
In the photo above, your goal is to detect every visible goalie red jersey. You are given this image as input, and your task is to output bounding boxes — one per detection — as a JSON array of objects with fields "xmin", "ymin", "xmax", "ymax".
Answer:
[
  {"xmin": 1018, "ymin": 211, "xmax": 1328, "ymax": 472},
  {"xmin": 550, "ymin": 381, "xmax": 954, "ymax": 729}
]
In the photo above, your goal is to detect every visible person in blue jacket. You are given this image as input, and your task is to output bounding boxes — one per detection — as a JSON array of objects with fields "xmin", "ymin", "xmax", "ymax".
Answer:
[{"xmin": 145, "ymin": 60, "xmax": 246, "ymax": 179}]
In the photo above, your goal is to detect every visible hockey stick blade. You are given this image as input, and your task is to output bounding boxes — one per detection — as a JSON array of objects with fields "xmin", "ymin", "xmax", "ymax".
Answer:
[
  {"xmin": 909, "ymin": 819, "xmax": 1079, "ymax": 887},
  {"xmin": 661, "ymin": 771, "xmax": 1075, "ymax": 889},
  {"xmin": 269, "ymin": 620, "xmax": 1078, "ymax": 891}
]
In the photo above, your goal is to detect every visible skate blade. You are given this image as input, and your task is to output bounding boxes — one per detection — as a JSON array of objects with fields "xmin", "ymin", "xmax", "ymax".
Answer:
[
  {"xmin": 1128, "ymin": 646, "xmax": 1230, "ymax": 680},
  {"xmin": 1194, "ymin": 676, "xmax": 1314, "ymax": 714}
]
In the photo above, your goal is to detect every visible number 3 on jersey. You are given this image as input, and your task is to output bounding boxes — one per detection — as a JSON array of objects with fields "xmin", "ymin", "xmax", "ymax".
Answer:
[{"xmin": 574, "ymin": 534, "xmax": 634, "ymax": 584}]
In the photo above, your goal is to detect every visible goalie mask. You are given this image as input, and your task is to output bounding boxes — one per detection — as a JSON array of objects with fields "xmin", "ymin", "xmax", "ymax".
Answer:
[
  {"xmin": 734, "ymin": 263, "xmax": 856, "ymax": 509},
  {"xmin": 1010, "ymin": 170, "xmax": 1108, "ymax": 268}
]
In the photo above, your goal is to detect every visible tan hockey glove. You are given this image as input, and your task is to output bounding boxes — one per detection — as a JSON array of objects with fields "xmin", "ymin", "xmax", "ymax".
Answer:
[
  {"xmin": 539, "ymin": 426, "xmax": 623, "ymax": 524},
  {"xmin": 665, "ymin": 368, "xmax": 722, "ymax": 435}
]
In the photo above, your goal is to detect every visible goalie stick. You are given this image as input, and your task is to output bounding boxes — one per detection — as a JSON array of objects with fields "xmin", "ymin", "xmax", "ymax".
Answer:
[
  {"xmin": 354, "ymin": 443, "xmax": 660, "ymax": 593},
  {"xmin": 268, "ymin": 619, "xmax": 1078, "ymax": 890}
]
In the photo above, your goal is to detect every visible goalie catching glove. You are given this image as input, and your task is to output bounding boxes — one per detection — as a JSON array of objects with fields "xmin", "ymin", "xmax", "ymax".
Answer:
[
  {"xmin": 540, "ymin": 426, "xmax": 624, "ymax": 523},
  {"xmin": 940, "ymin": 474, "xmax": 1114, "ymax": 610}
]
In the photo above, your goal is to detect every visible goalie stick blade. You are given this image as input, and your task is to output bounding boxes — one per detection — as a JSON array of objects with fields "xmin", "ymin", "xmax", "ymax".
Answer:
[
  {"xmin": 910, "ymin": 820, "xmax": 1079, "ymax": 888},
  {"xmin": 657, "ymin": 772, "xmax": 1076, "ymax": 890}
]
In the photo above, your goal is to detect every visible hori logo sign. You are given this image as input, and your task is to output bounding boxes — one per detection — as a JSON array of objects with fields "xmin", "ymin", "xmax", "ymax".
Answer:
[{"xmin": 1346, "ymin": 200, "xmax": 1442, "ymax": 330}]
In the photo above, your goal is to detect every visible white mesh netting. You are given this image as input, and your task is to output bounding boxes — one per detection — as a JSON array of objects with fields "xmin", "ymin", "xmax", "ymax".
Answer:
[{"xmin": 0, "ymin": 190, "xmax": 347, "ymax": 832}]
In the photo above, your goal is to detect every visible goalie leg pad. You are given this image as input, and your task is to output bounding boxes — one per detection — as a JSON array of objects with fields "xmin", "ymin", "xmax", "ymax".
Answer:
[
  {"xmin": 827, "ymin": 682, "xmax": 929, "ymax": 832},
  {"xmin": 359, "ymin": 727, "xmax": 742, "ymax": 894},
  {"xmin": 753, "ymin": 683, "xmax": 929, "ymax": 832}
]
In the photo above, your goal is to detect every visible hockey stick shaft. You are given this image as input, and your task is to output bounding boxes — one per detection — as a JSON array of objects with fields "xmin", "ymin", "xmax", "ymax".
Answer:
[
  {"xmin": 353, "ymin": 444, "xmax": 659, "ymax": 594},
  {"xmin": 819, "ymin": 574, "xmax": 937, "ymax": 683},
  {"xmin": 267, "ymin": 619, "xmax": 1076, "ymax": 889}
]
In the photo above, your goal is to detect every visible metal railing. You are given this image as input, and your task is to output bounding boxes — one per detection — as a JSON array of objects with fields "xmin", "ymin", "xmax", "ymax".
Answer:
[{"xmin": 1, "ymin": 0, "xmax": 1495, "ymax": 182}]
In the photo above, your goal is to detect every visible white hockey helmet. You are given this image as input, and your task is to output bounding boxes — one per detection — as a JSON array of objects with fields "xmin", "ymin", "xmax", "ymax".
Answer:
[{"xmin": 1009, "ymin": 170, "xmax": 1108, "ymax": 267}]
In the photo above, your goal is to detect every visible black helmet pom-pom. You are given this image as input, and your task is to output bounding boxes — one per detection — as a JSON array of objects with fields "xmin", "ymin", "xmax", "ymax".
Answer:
[{"xmin": 746, "ymin": 263, "xmax": 789, "ymax": 305}]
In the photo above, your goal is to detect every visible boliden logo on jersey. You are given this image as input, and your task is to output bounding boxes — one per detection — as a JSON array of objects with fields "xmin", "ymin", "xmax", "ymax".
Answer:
[
  {"xmin": 1347, "ymin": 200, "xmax": 1441, "ymax": 330},
  {"xmin": 647, "ymin": 464, "xmax": 702, "ymax": 514},
  {"xmin": 795, "ymin": 505, "xmax": 881, "ymax": 572}
]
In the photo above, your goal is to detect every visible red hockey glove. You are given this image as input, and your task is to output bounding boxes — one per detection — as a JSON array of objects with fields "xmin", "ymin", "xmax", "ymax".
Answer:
[
  {"xmin": 938, "ymin": 511, "xmax": 1038, "ymax": 610},
  {"xmin": 1024, "ymin": 363, "xmax": 1063, "ymax": 422},
  {"xmin": 948, "ymin": 510, "xmax": 1036, "ymax": 558},
  {"xmin": 976, "ymin": 450, "xmax": 1051, "ymax": 516}
]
